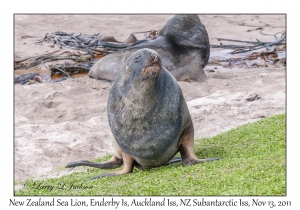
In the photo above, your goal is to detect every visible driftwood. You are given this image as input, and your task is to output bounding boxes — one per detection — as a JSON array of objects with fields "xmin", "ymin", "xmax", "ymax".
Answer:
[
  {"xmin": 50, "ymin": 62, "xmax": 92, "ymax": 76},
  {"xmin": 211, "ymin": 32, "xmax": 286, "ymax": 54},
  {"xmin": 208, "ymin": 46, "xmax": 285, "ymax": 68},
  {"xmin": 33, "ymin": 31, "xmax": 151, "ymax": 61},
  {"xmin": 16, "ymin": 31, "xmax": 158, "ymax": 71},
  {"xmin": 14, "ymin": 51, "xmax": 92, "ymax": 70}
]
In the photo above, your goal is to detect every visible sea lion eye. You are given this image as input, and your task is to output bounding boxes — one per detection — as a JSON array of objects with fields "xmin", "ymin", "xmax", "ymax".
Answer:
[{"xmin": 135, "ymin": 55, "xmax": 141, "ymax": 63}]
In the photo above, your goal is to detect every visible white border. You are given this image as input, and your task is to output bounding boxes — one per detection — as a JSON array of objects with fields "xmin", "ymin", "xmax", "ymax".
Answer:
[{"xmin": 2, "ymin": 0, "xmax": 298, "ymax": 209}]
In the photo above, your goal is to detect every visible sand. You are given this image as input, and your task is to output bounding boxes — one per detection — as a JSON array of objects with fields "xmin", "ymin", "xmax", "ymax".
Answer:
[{"xmin": 14, "ymin": 14, "xmax": 286, "ymax": 181}]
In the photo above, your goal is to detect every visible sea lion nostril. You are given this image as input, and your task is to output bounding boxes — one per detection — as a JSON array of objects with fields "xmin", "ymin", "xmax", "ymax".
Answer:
[{"xmin": 150, "ymin": 54, "xmax": 160, "ymax": 65}]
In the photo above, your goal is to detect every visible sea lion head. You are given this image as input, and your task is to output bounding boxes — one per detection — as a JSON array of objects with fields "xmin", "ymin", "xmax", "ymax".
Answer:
[{"xmin": 118, "ymin": 48, "xmax": 162, "ymax": 89}]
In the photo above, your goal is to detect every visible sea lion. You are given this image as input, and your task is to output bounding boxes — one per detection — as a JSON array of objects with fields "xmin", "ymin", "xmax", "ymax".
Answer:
[
  {"xmin": 67, "ymin": 48, "xmax": 219, "ymax": 179},
  {"xmin": 88, "ymin": 14, "xmax": 210, "ymax": 82},
  {"xmin": 124, "ymin": 33, "xmax": 138, "ymax": 44}
]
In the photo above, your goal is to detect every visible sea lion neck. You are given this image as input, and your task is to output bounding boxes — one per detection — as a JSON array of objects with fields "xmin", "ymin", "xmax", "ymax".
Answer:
[{"xmin": 118, "ymin": 70, "xmax": 162, "ymax": 103}]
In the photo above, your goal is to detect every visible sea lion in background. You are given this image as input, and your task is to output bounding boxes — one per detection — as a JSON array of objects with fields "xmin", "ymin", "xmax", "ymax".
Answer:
[
  {"xmin": 124, "ymin": 33, "xmax": 138, "ymax": 44},
  {"xmin": 67, "ymin": 49, "xmax": 219, "ymax": 179},
  {"xmin": 88, "ymin": 14, "xmax": 210, "ymax": 82}
]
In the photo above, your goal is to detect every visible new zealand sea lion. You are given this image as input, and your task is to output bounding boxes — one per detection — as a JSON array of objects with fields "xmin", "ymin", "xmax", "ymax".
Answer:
[
  {"xmin": 88, "ymin": 14, "xmax": 210, "ymax": 82},
  {"xmin": 67, "ymin": 48, "xmax": 219, "ymax": 179}
]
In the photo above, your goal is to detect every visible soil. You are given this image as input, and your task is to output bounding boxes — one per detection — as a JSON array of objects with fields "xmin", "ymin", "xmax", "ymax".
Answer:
[{"xmin": 14, "ymin": 14, "xmax": 286, "ymax": 181}]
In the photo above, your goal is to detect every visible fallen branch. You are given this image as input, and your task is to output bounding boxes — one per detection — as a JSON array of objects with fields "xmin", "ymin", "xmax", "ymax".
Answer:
[
  {"xmin": 212, "ymin": 33, "xmax": 286, "ymax": 54},
  {"xmin": 230, "ymin": 35, "xmax": 285, "ymax": 54},
  {"xmin": 216, "ymin": 38, "xmax": 264, "ymax": 44},
  {"xmin": 14, "ymin": 51, "xmax": 93, "ymax": 70}
]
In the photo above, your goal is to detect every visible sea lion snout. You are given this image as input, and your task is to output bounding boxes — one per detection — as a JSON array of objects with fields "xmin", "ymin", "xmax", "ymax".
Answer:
[{"xmin": 142, "ymin": 53, "xmax": 162, "ymax": 78}]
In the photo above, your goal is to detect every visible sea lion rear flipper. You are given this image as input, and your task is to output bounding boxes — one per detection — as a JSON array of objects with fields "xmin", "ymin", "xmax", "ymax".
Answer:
[
  {"xmin": 204, "ymin": 158, "xmax": 221, "ymax": 162},
  {"xmin": 179, "ymin": 124, "xmax": 220, "ymax": 166},
  {"xmin": 88, "ymin": 152, "xmax": 135, "ymax": 180},
  {"xmin": 65, "ymin": 155, "xmax": 123, "ymax": 169},
  {"xmin": 166, "ymin": 156, "xmax": 182, "ymax": 165}
]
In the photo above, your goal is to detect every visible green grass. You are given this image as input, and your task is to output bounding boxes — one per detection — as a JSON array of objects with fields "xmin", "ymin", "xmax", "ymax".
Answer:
[{"xmin": 15, "ymin": 114, "xmax": 286, "ymax": 196}]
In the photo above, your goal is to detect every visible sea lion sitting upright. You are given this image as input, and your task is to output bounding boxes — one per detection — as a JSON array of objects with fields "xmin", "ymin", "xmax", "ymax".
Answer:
[
  {"xmin": 88, "ymin": 14, "xmax": 210, "ymax": 82},
  {"xmin": 66, "ymin": 49, "xmax": 219, "ymax": 179}
]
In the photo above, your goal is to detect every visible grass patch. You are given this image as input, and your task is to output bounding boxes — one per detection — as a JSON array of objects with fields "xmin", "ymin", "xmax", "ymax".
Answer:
[{"xmin": 15, "ymin": 114, "xmax": 286, "ymax": 196}]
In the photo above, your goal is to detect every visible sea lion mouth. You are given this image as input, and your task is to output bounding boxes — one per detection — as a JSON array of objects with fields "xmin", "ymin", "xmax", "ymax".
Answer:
[{"xmin": 142, "ymin": 65, "xmax": 161, "ymax": 78}]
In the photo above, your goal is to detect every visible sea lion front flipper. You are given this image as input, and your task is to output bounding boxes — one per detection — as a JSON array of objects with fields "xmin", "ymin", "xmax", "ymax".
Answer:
[
  {"xmin": 179, "ymin": 124, "xmax": 220, "ymax": 166},
  {"xmin": 65, "ymin": 155, "xmax": 123, "ymax": 169},
  {"xmin": 88, "ymin": 152, "xmax": 135, "ymax": 180}
]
